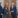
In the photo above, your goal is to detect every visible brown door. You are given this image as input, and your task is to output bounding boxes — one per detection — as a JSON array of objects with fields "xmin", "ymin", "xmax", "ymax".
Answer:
[
  {"xmin": 8, "ymin": 14, "xmax": 12, "ymax": 18},
  {"xmin": 4, "ymin": 0, "xmax": 16, "ymax": 18}
]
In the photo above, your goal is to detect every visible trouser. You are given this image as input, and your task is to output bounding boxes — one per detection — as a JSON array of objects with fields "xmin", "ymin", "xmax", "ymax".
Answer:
[
  {"xmin": 0, "ymin": 13, "xmax": 2, "ymax": 18},
  {"xmin": 4, "ymin": 15, "xmax": 8, "ymax": 18},
  {"xmin": 11, "ymin": 12, "xmax": 16, "ymax": 18},
  {"xmin": 12, "ymin": 15, "xmax": 16, "ymax": 18},
  {"xmin": 0, "ymin": 15, "xmax": 2, "ymax": 18}
]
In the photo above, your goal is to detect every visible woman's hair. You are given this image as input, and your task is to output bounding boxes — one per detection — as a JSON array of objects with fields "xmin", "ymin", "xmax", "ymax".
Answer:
[{"xmin": 4, "ymin": 4, "xmax": 6, "ymax": 8}]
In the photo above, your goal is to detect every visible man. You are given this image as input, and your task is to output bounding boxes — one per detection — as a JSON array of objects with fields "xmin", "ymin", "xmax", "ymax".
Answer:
[
  {"xmin": 10, "ymin": 2, "xmax": 16, "ymax": 18},
  {"xmin": 0, "ymin": 3, "xmax": 2, "ymax": 18},
  {"xmin": 12, "ymin": 5, "xmax": 16, "ymax": 18},
  {"xmin": 0, "ymin": 3, "xmax": 4, "ymax": 18}
]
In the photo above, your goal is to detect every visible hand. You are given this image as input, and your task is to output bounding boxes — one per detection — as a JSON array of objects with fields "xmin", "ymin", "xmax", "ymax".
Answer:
[
  {"xmin": 1, "ymin": 13, "xmax": 3, "ymax": 15},
  {"xmin": 6, "ymin": 12, "xmax": 8, "ymax": 14},
  {"xmin": 9, "ymin": 12, "xmax": 11, "ymax": 14}
]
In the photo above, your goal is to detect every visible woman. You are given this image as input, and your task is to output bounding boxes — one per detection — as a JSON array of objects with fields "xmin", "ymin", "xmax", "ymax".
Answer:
[{"xmin": 3, "ymin": 4, "xmax": 8, "ymax": 18}]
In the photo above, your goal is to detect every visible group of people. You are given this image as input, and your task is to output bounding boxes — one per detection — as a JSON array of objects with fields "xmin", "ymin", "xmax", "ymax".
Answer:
[
  {"xmin": 0, "ymin": 2, "xmax": 16, "ymax": 18},
  {"xmin": 0, "ymin": 3, "xmax": 8, "ymax": 18}
]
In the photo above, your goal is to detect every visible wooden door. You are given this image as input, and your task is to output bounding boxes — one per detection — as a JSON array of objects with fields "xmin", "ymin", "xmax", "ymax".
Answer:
[
  {"xmin": 8, "ymin": 14, "xmax": 12, "ymax": 18},
  {"xmin": 4, "ymin": 0, "xmax": 16, "ymax": 18}
]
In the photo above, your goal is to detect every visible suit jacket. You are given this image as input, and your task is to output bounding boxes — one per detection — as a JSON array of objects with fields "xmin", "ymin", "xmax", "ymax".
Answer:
[
  {"xmin": 10, "ymin": 5, "xmax": 16, "ymax": 16},
  {"xmin": 3, "ymin": 8, "xmax": 8, "ymax": 15},
  {"xmin": 0, "ymin": 5, "xmax": 4, "ymax": 14},
  {"xmin": 0, "ymin": 5, "xmax": 2, "ymax": 13},
  {"xmin": 13, "ymin": 5, "xmax": 16, "ymax": 14}
]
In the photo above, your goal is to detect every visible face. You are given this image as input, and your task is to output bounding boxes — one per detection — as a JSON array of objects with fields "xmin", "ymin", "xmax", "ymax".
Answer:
[
  {"xmin": 6, "ymin": 2, "xmax": 8, "ymax": 8},
  {"xmin": 12, "ymin": 2, "xmax": 14, "ymax": 5}
]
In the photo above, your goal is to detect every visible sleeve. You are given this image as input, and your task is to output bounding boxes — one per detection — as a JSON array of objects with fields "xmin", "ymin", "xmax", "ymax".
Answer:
[
  {"xmin": 13, "ymin": 6, "xmax": 16, "ymax": 14},
  {"xmin": 2, "ymin": 9, "xmax": 4, "ymax": 14},
  {"xmin": 4, "ymin": 9, "xmax": 7, "ymax": 15}
]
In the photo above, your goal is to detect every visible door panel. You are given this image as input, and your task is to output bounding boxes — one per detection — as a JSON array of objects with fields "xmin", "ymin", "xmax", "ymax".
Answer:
[{"xmin": 4, "ymin": 0, "xmax": 16, "ymax": 18}]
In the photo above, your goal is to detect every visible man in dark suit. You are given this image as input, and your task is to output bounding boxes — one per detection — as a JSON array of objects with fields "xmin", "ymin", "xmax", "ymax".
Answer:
[
  {"xmin": 12, "ymin": 5, "xmax": 16, "ymax": 18},
  {"xmin": 0, "ymin": 3, "xmax": 4, "ymax": 18},
  {"xmin": 10, "ymin": 5, "xmax": 16, "ymax": 18}
]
